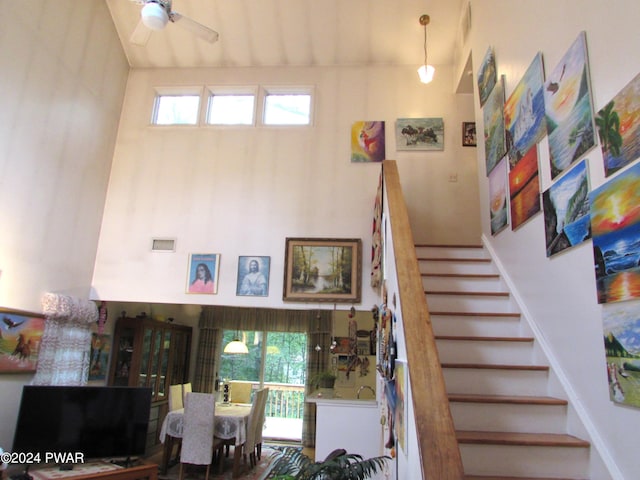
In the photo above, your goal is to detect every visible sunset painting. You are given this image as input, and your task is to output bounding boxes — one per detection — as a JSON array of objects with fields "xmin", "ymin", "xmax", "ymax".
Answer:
[
  {"xmin": 489, "ymin": 157, "xmax": 508, "ymax": 235},
  {"xmin": 509, "ymin": 144, "xmax": 541, "ymax": 230},
  {"xmin": 542, "ymin": 159, "xmax": 591, "ymax": 257},
  {"xmin": 504, "ymin": 53, "xmax": 547, "ymax": 167},
  {"xmin": 603, "ymin": 301, "xmax": 640, "ymax": 408},
  {"xmin": 0, "ymin": 310, "xmax": 45, "ymax": 373},
  {"xmin": 590, "ymin": 160, "xmax": 640, "ymax": 304},
  {"xmin": 544, "ymin": 32, "xmax": 597, "ymax": 179},
  {"xmin": 596, "ymin": 71, "xmax": 640, "ymax": 177}
]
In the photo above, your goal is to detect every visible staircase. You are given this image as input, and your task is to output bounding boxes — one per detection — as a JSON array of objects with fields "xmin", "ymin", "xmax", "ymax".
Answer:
[{"xmin": 417, "ymin": 244, "xmax": 591, "ymax": 480}]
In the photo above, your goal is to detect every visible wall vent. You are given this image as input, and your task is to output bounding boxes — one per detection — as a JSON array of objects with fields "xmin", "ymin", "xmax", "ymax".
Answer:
[{"xmin": 151, "ymin": 238, "xmax": 176, "ymax": 252}]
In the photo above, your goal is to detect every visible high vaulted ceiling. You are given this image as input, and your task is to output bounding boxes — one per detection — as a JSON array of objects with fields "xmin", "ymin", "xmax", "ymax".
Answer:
[{"xmin": 106, "ymin": 0, "xmax": 465, "ymax": 70}]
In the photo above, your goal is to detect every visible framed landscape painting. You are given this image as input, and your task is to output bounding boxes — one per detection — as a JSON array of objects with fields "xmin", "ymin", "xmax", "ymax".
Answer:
[
  {"xmin": 483, "ymin": 75, "xmax": 507, "ymax": 176},
  {"xmin": 477, "ymin": 46, "xmax": 497, "ymax": 107},
  {"xmin": 283, "ymin": 238, "xmax": 362, "ymax": 303},
  {"xmin": 395, "ymin": 118, "xmax": 444, "ymax": 151},
  {"xmin": 0, "ymin": 308, "xmax": 45, "ymax": 373}
]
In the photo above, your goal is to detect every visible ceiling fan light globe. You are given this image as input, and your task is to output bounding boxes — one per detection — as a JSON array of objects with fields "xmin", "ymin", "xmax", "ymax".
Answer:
[{"xmin": 141, "ymin": 2, "xmax": 169, "ymax": 31}]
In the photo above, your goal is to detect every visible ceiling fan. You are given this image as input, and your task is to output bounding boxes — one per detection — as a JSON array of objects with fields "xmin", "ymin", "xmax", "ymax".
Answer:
[{"xmin": 129, "ymin": 0, "xmax": 219, "ymax": 46}]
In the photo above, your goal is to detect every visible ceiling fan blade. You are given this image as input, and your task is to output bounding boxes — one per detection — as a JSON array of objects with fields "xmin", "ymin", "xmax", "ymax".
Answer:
[
  {"xmin": 170, "ymin": 12, "xmax": 219, "ymax": 43},
  {"xmin": 130, "ymin": 18, "xmax": 152, "ymax": 46}
]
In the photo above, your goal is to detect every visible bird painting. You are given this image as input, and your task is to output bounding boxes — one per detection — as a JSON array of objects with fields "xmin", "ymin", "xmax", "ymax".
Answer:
[{"xmin": 3, "ymin": 316, "xmax": 25, "ymax": 329}]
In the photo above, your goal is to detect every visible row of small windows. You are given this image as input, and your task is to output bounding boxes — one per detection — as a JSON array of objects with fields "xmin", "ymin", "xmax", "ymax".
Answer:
[{"xmin": 152, "ymin": 86, "xmax": 313, "ymax": 127}]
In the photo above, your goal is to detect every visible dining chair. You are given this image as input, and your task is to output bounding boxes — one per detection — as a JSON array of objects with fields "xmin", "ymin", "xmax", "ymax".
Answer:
[
  {"xmin": 169, "ymin": 384, "xmax": 184, "ymax": 411},
  {"xmin": 182, "ymin": 382, "xmax": 192, "ymax": 403},
  {"xmin": 228, "ymin": 381, "xmax": 252, "ymax": 404},
  {"xmin": 179, "ymin": 392, "xmax": 222, "ymax": 480},
  {"xmin": 244, "ymin": 387, "xmax": 269, "ymax": 468}
]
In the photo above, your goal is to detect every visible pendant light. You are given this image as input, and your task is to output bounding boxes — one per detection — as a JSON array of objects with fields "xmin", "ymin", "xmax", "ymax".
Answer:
[
  {"xmin": 224, "ymin": 331, "xmax": 249, "ymax": 354},
  {"xmin": 417, "ymin": 14, "xmax": 435, "ymax": 84}
]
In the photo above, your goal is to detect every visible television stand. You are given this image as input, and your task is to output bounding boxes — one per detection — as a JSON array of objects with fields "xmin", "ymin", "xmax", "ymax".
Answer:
[{"xmin": 20, "ymin": 461, "xmax": 157, "ymax": 480}]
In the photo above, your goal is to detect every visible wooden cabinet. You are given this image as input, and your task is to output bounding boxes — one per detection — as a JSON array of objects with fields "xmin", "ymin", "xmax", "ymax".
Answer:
[{"xmin": 108, "ymin": 314, "xmax": 192, "ymax": 453}]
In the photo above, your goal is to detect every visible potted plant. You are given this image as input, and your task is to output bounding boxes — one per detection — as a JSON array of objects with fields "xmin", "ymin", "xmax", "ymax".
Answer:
[
  {"xmin": 260, "ymin": 446, "xmax": 389, "ymax": 480},
  {"xmin": 309, "ymin": 370, "xmax": 337, "ymax": 389}
]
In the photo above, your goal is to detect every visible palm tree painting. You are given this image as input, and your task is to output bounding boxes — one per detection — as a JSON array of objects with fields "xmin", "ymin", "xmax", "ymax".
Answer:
[
  {"xmin": 596, "ymin": 71, "xmax": 640, "ymax": 177},
  {"xmin": 483, "ymin": 76, "xmax": 507, "ymax": 176},
  {"xmin": 544, "ymin": 32, "xmax": 597, "ymax": 179}
]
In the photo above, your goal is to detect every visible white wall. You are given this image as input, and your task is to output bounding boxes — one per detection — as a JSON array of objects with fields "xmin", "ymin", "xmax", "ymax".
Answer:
[
  {"xmin": 461, "ymin": 1, "xmax": 640, "ymax": 478},
  {"xmin": 0, "ymin": 0, "xmax": 129, "ymax": 453},
  {"xmin": 91, "ymin": 64, "xmax": 481, "ymax": 309}
]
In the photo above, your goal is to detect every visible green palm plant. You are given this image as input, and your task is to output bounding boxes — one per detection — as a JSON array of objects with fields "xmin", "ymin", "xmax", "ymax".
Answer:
[
  {"xmin": 260, "ymin": 446, "xmax": 389, "ymax": 480},
  {"xmin": 595, "ymin": 100, "xmax": 623, "ymax": 156}
]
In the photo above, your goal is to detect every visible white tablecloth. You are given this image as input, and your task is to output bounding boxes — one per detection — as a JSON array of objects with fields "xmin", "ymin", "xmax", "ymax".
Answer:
[{"xmin": 159, "ymin": 403, "xmax": 252, "ymax": 446}]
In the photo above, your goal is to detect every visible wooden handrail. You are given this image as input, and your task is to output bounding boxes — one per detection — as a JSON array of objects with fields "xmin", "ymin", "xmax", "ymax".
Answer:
[{"xmin": 382, "ymin": 160, "xmax": 464, "ymax": 479}]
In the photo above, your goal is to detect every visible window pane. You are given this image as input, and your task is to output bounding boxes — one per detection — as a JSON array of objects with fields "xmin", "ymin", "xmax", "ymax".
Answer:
[
  {"xmin": 219, "ymin": 330, "xmax": 261, "ymax": 382},
  {"xmin": 264, "ymin": 332, "xmax": 307, "ymax": 385},
  {"xmin": 207, "ymin": 94, "xmax": 255, "ymax": 125},
  {"xmin": 154, "ymin": 95, "xmax": 200, "ymax": 125},
  {"xmin": 263, "ymin": 94, "xmax": 311, "ymax": 125}
]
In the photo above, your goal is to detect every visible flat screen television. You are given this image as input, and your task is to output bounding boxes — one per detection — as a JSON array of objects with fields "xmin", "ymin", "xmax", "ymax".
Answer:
[{"xmin": 12, "ymin": 385, "xmax": 152, "ymax": 461}]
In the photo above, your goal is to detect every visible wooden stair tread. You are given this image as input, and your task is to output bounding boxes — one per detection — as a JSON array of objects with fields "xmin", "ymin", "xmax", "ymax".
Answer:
[
  {"xmin": 449, "ymin": 393, "xmax": 568, "ymax": 405},
  {"xmin": 426, "ymin": 290, "xmax": 509, "ymax": 296},
  {"xmin": 422, "ymin": 273, "xmax": 501, "ymax": 278},
  {"xmin": 442, "ymin": 363, "xmax": 549, "ymax": 371},
  {"xmin": 418, "ymin": 257, "xmax": 491, "ymax": 263},
  {"xmin": 430, "ymin": 311, "xmax": 521, "ymax": 318},
  {"xmin": 457, "ymin": 430, "xmax": 590, "ymax": 448},
  {"xmin": 415, "ymin": 244, "xmax": 483, "ymax": 248},
  {"xmin": 436, "ymin": 335, "xmax": 534, "ymax": 342},
  {"xmin": 465, "ymin": 476, "xmax": 586, "ymax": 480}
]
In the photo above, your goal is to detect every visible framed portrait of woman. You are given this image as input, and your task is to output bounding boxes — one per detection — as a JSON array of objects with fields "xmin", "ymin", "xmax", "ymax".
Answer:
[{"xmin": 186, "ymin": 253, "xmax": 220, "ymax": 294}]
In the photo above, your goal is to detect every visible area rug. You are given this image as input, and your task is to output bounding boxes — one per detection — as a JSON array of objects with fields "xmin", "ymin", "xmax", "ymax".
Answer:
[{"xmin": 158, "ymin": 446, "xmax": 275, "ymax": 480}]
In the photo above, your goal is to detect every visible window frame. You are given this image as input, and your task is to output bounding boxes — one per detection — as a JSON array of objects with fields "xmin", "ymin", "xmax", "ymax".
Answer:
[
  {"xmin": 204, "ymin": 85, "xmax": 258, "ymax": 127},
  {"xmin": 260, "ymin": 85, "xmax": 315, "ymax": 127},
  {"xmin": 150, "ymin": 86, "xmax": 204, "ymax": 127}
]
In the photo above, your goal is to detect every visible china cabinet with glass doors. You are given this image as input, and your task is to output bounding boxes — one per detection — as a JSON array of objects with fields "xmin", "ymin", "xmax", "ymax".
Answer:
[{"xmin": 108, "ymin": 313, "xmax": 192, "ymax": 454}]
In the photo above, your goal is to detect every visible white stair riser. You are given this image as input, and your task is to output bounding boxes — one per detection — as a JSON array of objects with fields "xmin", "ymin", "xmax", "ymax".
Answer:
[
  {"xmin": 436, "ymin": 339, "xmax": 534, "ymax": 365},
  {"xmin": 459, "ymin": 444, "xmax": 589, "ymax": 478},
  {"xmin": 422, "ymin": 275, "xmax": 505, "ymax": 292},
  {"xmin": 426, "ymin": 294, "xmax": 516, "ymax": 313},
  {"xmin": 431, "ymin": 316, "xmax": 522, "ymax": 337},
  {"xmin": 415, "ymin": 247, "xmax": 488, "ymax": 259},
  {"xmin": 443, "ymin": 368, "xmax": 549, "ymax": 396},
  {"xmin": 419, "ymin": 260, "xmax": 496, "ymax": 275},
  {"xmin": 450, "ymin": 403, "xmax": 568, "ymax": 434}
]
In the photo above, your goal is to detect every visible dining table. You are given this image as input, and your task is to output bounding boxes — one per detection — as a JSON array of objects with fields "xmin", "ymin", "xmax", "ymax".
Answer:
[{"xmin": 159, "ymin": 402, "xmax": 252, "ymax": 477}]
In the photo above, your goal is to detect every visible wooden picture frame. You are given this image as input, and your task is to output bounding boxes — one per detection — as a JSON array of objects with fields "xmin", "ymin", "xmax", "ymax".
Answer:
[
  {"xmin": 0, "ymin": 307, "xmax": 46, "ymax": 373},
  {"xmin": 283, "ymin": 237, "xmax": 362, "ymax": 303},
  {"xmin": 462, "ymin": 122, "xmax": 477, "ymax": 147}
]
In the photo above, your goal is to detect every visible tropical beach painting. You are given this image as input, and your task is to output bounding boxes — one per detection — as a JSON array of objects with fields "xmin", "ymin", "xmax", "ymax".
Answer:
[
  {"xmin": 603, "ymin": 300, "xmax": 640, "ymax": 408},
  {"xmin": 596, "ymin": 71, "xmax": 640, "ymax": 177},
  {"xmin": 509, "ymin": 144, "xmax": 541, "ymax": 230},
  {"xmin": 542, "ymin": 159, "xmax": 591, "ymax": 257},
  {"xmin": 590, "ymin": 160, "xmax": 640, "ymax": 304},
  {"xmin": 544, "ymin": 31, "xmax": 597, "ymax": 179},
  {"xmin": 504, "ymin": 53, "xmax": 547, "ymax": 167},
  {"xmin": 489, "ymin": 157, "xmax": 509, "ymax": 235},
  {"xmin": 478, "ymin": 46, "xmax": 497, "ymax": 107},
  {"xmin": 483, "ymin": 76, "xmax": 507, "ymax": 176},
  {"xmin": 351, "ymin": 121, "xmax": 386, "ymax": 163}
]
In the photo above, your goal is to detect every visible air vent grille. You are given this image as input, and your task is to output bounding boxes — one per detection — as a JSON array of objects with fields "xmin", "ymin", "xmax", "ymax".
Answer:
[{"xmin": 152, "ymin": 238, "xmax": 176, "ymax": 252}]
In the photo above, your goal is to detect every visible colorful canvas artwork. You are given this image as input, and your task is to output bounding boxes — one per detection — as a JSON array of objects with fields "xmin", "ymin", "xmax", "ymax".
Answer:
[
  {"xmin": 596, "ymin": 71, "xmax": 640, "ymax": 177},
  {"xmin": 489, "ymin": 157, "xmax": 509, "ymax": 235},
  {"xmin": 542, "ymin": 159, "xmax": 591, "ymax": 257},
  {"xmin": 504, "ymin": 53, "xmax": 547, "ymax": 167},
  {"xmin": 477, "ymin": 46, "xmax": 497, "ymax": 107},
  {"xmin": 544, "ymin": 31, "xmax": 597, "ymax": 179},
  {"xmin": 89, "ymin": 333, "xmax": 111, "ymax": 381},
  {"xmin": 483, "ymin": 76, "xmax": 507, "ymax": 176},
  {"xmin": 603, "ymin": 301, "xmax": 640, "ymax": 408},
  {"xmin": 351, "ymin": 121, "xmax": 386, "ymax": 163},
  {"xmin": 590, "ymin": 160, "xmax": 640, "ymax": 304},
  {"xmin": 395, "ymin": 118, "xmax": 444, "ymax": 151},
  {"xmin": 509, "ymin": 144, "xmax": 541, "ymax": 230},
  {"xmin": 0, "ymin": 310, "xmax": 45, "ymax": 373}
]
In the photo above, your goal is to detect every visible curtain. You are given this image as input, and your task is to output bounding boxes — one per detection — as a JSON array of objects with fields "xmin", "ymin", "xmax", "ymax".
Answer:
[
  {"xmin": 194, "ymin": 306, "xmax": 332, "ymax": 446},
  {"xmin": 32, "ymin": 293, "xmax": 98, "ymax": 386}
]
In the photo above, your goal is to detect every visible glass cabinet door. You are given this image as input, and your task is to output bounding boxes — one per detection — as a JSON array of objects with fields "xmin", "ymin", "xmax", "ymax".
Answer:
[
  {"xmin": 138, "ymin": 328, "xmax": 152, "ymax": 388},
  {"xmin": 113, "ymin": 327, "xmax": 135, "ymax": 386},
  {"xmin": 158, "ymin": 329, "xmax": 171, "ymax": 400}
]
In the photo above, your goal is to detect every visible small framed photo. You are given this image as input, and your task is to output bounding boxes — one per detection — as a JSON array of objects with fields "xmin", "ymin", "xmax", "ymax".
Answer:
[
  {"xmin": 283, "ymin": 237, "xmax": 362, "ymax": 303},
  {"xmin": 236, "ymin": 256, "xmax": 270, "ymax": 296},
  {"xmin": 462, "ymin": 122, "xmax": 477, "ymax": 147},
  {"xmin": 186, "ymin": 253, "xmax": 220, "ymax": 294}
]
